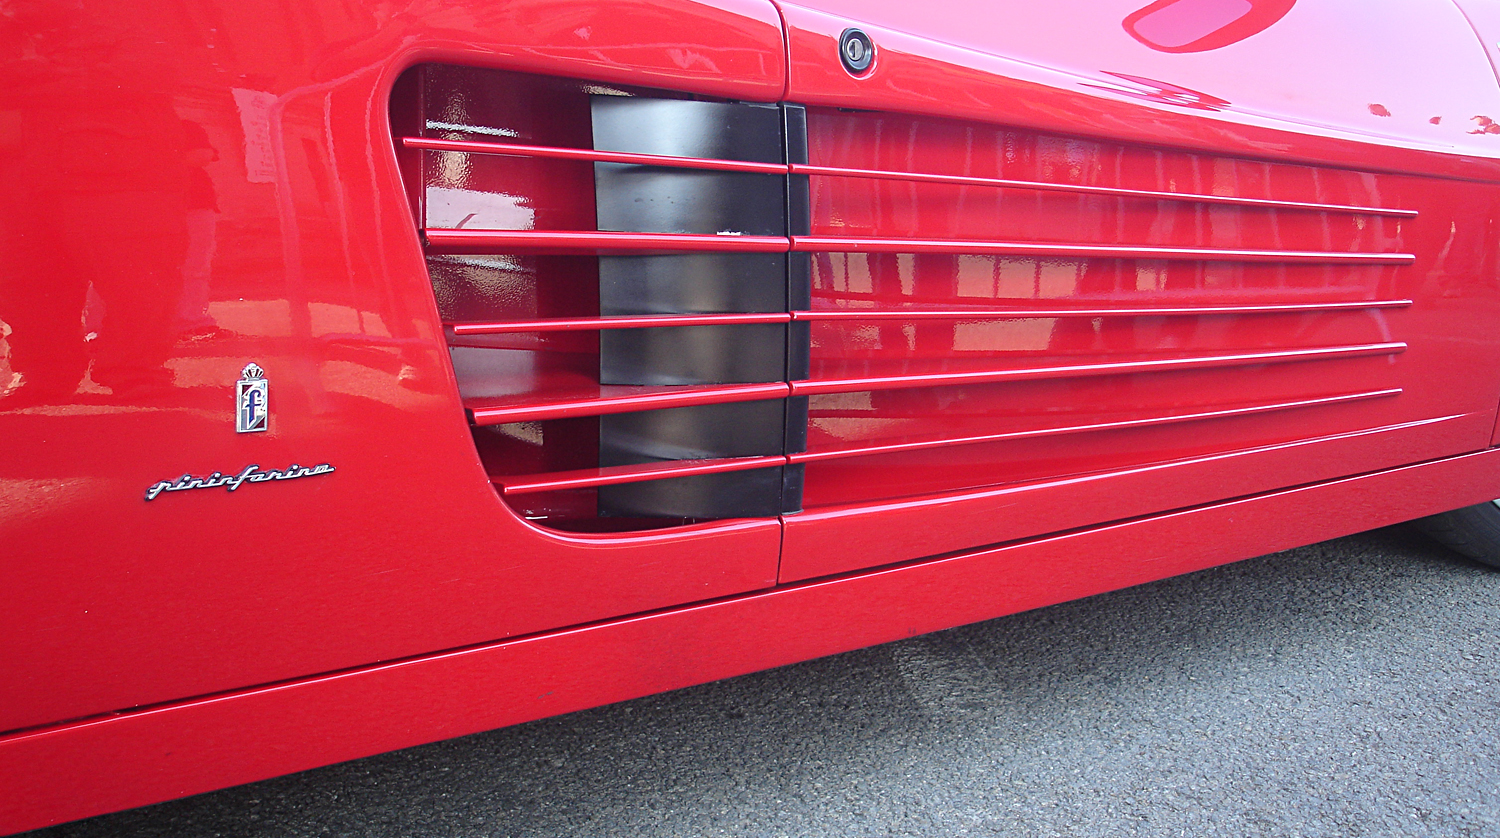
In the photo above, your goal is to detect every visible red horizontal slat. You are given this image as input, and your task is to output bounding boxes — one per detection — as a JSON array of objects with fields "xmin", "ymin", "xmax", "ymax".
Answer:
[
  {"xmin": 403, "ymin": 136, "xmax": 789, "ymax": 175},
  {"xmin": 791, "ymin": 163, "xmax": 1419, "ymax": 218},
  {"xmin": 450, "ymin": 312, "xmax": 792, "ymax": 336},
  {"xmin": 791, "ymin": 300, "xmax": 1412, "ymax": 322},
  {"xmin": 498, "ymin": 455, "xmax": 788, "ymax": 495},
  {"xmin": 792, "ymin": 236, "xmax": 1415, "ymax": 265},
  {"xmin": 809, "ymin": 287, "xmax": 1407, "ymax": 307},
  {"xmin": 792, "ymin": 388, "xmax": 1403, "ymax": 464},
  {"xmin": 399, "ymin": 137, "xmax": 1419, "ymax": 218},
  {"xmin": 467, "ymin": 382, "xmax": 790, "ymax": 424},
  {"xmin": 426, "ymin": 230, "xmax": 791, "ymax": 255},
  {"xmin": 789, "ymin": 342, "xmax": 1407, "ymax": 396}
]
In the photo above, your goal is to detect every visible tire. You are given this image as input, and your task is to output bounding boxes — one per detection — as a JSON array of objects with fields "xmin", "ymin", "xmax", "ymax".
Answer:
[{"xmin": 1416, "ymin": 501, "xmax": 1500, "ymax": 568}]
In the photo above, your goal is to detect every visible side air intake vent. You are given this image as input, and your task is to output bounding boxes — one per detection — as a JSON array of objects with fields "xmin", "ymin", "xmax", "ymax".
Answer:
[
  {"xmin": 394, "ymin": 64, "xmax": 1415, "ymax": 543},
  {"xmin": 391, "ymin": 65, "xmax": 809, "ymax": 533}
]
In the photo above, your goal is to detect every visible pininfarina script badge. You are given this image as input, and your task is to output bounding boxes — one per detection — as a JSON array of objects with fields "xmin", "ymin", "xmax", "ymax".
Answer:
[
  {"xmin": 144, "ymin": 463, "xmax": 335, "ymax": 501},
  {"xmin": 236, "ymin": 362, "xmax": 268, "ymax": 433}
]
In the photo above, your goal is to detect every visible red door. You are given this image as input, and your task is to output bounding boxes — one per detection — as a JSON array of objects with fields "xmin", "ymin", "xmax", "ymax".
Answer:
[{"xmin": 774, "ymin": 0, "xmax": 1500, "ymax": 581}]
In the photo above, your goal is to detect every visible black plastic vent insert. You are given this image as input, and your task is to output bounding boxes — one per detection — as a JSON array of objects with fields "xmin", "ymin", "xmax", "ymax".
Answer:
[{"xmin": 391, "ymin": 64, "xmax": 809, "ymax": 532}]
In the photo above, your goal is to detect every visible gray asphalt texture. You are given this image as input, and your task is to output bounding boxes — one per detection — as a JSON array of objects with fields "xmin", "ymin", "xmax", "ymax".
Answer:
[{"xmin": 25, "ymin": 525, "xmax": 1500, "ymax": 838}]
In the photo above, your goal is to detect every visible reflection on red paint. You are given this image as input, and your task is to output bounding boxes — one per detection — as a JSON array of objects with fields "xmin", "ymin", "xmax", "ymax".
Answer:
[
  {"xmin": 1124, "ymin": 0, "xmax": 1297, "ymax": 53},
  {"xmin": 1085, "ymin": 71, "xmax": 1231, "ymax": 111}
]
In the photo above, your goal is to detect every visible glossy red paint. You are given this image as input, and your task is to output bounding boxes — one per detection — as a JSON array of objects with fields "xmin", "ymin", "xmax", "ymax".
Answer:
[
  {"xmin": 791, "ymin": 300, "xmax": 1414, "ymax": 319},
  {"xmin": 780, "ymin": 0, "xmax": 1500, "ymax": 179},
  {"xmin": 792, "ymin": 343, "xmax": 1408, "ymax": 395},
  {"xmin": 0, "ymin": 0, "xmax": 788, "ymax": 738},
  {"xmin": 451, "ymin": 312, "xmax": 794, "ymax": 334},
  {"xmin": 792, "ymin": 235, "xmax": 1414, "ymax": 263},
  {"xmin": 788, "ymin": 388, "xmax": 1406, "ymax": 464},
  {"xmin": 6, "ymin": 0, "xmax": 1500, "ymax": 832},
  {"xmin": 769, "ymin": 78, "xmax": 1500, "ymax": 579},
  {"xmin": 5, "ymin": 442, "xmax": 1500, "ymax": 835},
  {"xmin": 789, "ymin": 162, "xmax": 1421, "ymax": 216},
  {"xmin": 425, "ymin": 229, "xmax": 793, "ymax": 254}
]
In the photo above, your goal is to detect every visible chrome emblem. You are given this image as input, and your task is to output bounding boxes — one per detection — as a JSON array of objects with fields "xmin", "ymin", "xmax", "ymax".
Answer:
[
  {"xmin": 145, "ymin": 463, "xmax": 336, "ymax": 502},
  {"xmin": 236, "ymin": 363, "xmax": 268, "ymax": 433}
]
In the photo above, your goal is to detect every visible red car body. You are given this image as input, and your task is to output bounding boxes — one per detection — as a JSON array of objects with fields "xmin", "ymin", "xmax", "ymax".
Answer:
[{"xmin": 5, "ymin": 0, "xmax": 1500, "ymax": 831}]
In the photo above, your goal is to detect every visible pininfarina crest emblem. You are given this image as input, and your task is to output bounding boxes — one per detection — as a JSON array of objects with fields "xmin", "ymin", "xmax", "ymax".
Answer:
[{"xmin": 236, "ymin": 363, "xmax": 268, "ymax": 433}]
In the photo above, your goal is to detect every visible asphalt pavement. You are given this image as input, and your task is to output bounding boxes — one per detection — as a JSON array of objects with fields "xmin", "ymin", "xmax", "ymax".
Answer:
[{"xmin": 26, "ymin": 524, "xmax": 1500, "ymax": 838}]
